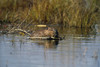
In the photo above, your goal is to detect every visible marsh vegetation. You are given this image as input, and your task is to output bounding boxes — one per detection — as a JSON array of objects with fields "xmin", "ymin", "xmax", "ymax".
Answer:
[
  {"xmin": 0, "ymin": 1, "xmax": 100, "ymax": 66},
  {"xmin": 0, "ymin": 0, "xmax": 99, "ymax": 28}
]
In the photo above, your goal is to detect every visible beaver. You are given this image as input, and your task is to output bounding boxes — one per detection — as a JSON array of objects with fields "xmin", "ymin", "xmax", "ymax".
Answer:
[{"xmin": 31, "ymin": 27, "xmax": 59, "ymax": 38}]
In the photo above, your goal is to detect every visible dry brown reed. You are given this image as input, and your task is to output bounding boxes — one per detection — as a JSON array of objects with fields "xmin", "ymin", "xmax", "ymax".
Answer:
[{"xmin": 0, "ymin": 0, "xmax": 99, "ymax": 28}]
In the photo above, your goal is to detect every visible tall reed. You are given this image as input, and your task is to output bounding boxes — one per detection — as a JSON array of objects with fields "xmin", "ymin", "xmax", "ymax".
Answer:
[{"xmin": 0, "ymin": 0, "xmax": 99, "ymax": 28}]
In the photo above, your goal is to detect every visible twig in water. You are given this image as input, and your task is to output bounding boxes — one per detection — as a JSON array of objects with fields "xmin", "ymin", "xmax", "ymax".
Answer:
[{"xmin": 83, "ymin": 47, "xmax": 88, "ymax": 56}]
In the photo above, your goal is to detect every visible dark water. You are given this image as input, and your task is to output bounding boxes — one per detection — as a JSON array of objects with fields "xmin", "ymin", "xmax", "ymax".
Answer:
[{"xmin": 0, "ymin": 24, "xmax": 100, "ymax": 67}]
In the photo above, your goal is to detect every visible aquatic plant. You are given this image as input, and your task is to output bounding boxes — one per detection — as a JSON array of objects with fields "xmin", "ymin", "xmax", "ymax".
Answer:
[{"xmin": 0, "ymin": 0, "xmax": 99, "ymax": 28}]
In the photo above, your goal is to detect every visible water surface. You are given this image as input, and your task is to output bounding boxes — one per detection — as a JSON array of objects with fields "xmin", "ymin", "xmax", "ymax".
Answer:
[{"xmin": 0, "ymin": 24, "xmax": 100, "ymax": 67}]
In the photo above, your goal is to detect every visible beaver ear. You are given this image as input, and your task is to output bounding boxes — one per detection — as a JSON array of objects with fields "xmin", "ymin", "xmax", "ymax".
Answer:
[{"xmin": 46, "ymin": 27, "xmax": 48, "ymax": 30}]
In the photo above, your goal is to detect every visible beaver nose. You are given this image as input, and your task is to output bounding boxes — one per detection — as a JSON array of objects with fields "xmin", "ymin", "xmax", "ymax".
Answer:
[{"xmin": 54, "ymin": 30, "xmax": 59, "ymax": 38}]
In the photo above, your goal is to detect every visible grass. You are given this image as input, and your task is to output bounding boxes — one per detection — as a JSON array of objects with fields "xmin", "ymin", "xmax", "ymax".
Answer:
[{"xmin": 0, "ymin": 0, "xmax": 99, "ymax": 28}]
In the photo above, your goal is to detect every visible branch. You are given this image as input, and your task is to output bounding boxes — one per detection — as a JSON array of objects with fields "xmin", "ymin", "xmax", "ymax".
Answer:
[
  {"xmin": 28, "ymin": 37, "xmax": 62, "ymax": 40},
  {"xmin": 14, "ymin": 29, "xmax": 31, "ymax": 36}
]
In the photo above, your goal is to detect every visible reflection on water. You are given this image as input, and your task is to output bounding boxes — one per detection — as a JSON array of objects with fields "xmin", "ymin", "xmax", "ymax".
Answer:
[
  {"xmin": 0, "ymin": 25, "xmax": 100, "ymax": 67},
  {"xmin": 37, "ymin": 40, "xmax": 59, "ymax": 49}
]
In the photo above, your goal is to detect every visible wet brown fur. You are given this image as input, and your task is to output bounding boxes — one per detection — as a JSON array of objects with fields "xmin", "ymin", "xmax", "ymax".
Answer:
[{"xmin": 31, "ymin": 27, "xmax": 59, "ymax": 38}]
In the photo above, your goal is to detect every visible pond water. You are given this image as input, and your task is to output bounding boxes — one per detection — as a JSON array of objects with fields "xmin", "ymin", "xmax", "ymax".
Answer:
[{"xmin": 0, "ymin": 24, "xmax": 100, "ymax": 67}]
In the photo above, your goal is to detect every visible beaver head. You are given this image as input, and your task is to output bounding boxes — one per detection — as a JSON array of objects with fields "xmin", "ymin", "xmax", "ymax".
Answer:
[{"xmin": 44, "ymin": 27, "xmax": 59, "ymax": 38}]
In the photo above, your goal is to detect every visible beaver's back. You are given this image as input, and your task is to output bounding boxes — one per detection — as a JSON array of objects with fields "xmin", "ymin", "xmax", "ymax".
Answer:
[
  {"xmin": 31, "ymin": 27, "xmax": 59, "ymax": 38},
  {"xmin": 31, "ymin": 30, "xmax": 46, "ymax": 37}
]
